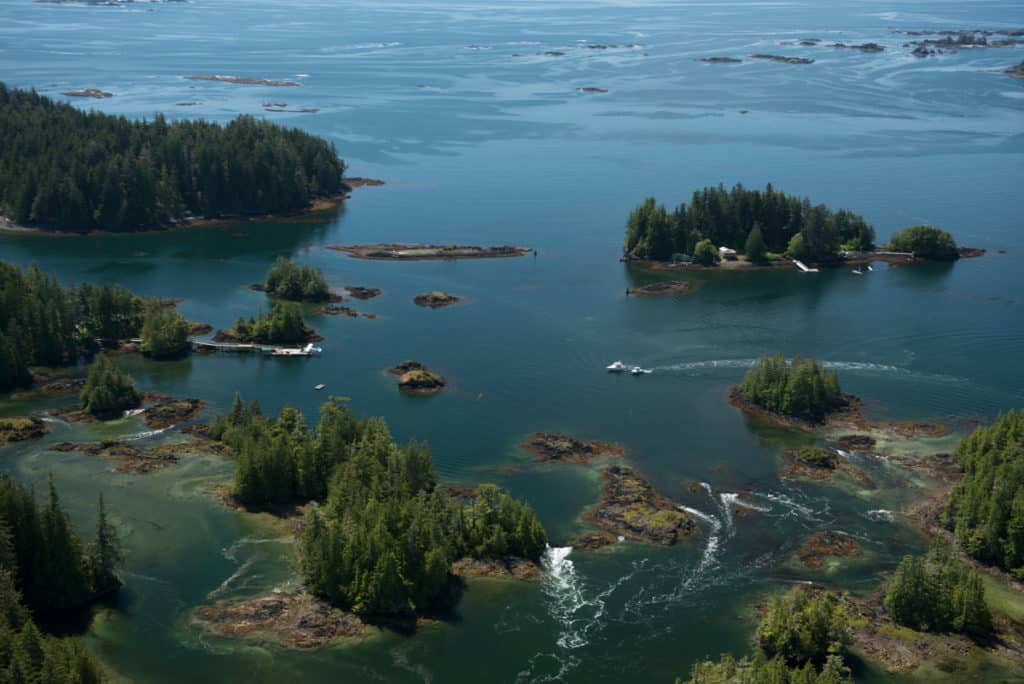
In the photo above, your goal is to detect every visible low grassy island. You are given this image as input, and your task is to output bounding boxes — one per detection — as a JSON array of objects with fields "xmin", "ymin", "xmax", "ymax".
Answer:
[
  {"xmin": 328, "ymin": 244, "xmax": 531, "ymax": 261},
  {"xmin": 0, "ymin": 416, "xmax": 47, "ymax": 445},
  {"xmin": 731, "ymin": 354, "xmax": 850, "ymax": 426},
  {"xmin": 214, "ymin": 301, "xmax": 320, "ymax": 345},
  {"xmin": 397, "ymin": 369, "xmax": 447, "ymax": 395},
  {"xmin": 0, "ymin": 83, "xmax": 345, "ymax": 232},
  {"xmin": 255, "ymin": 257, "xmax": 340, "ymax": 303},
  {"xmin": 413, "ymin": 291, "xmax": 462, "ymax": 308},
  {"xmin": 521, "ymin": 432, "xmax": 624, "ymax": 464}
]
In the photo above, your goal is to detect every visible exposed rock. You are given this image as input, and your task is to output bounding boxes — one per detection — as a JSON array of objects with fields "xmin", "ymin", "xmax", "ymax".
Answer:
[
  {"xmin": 780, "ymin": 448, "xmax": 872, "ymax": 485},
  {"xmin": 699, "ymin": 56, "xmax": 742, "ymax": 63},
  {"xmin": 444, "ymin": 485, "xmax": 480, "ymax": 499},
  {"xmin": 1009, "ymin": 62, "xmax": 1024, "ymax": 79},
  {"xmin": 39, "ymin": 377, "xmax": 86, "ymax": 395},
  {"xmin": 0, "ymin": 417, "xmax": 47, "ymax": 445},
  {"xmin": 344, "ymin": 285, "xmax": 381, "ymax": 299},
  {"xmin": 728, "ymin": 386, "xmax": 864, "ymax": 430},
  {"xmin": 830, "ymin": 42, "xmax": 885, "ymax": 52},
  {"xmin": 413, "ymin": 291, "xmax": 462, "ymax": 308},
  {"xmin": 50, "ymin": 441, "xmax": 178, "ymax": 474},
  {"xmin": 626, "ymin": 280, "xmax": 694, "ymax": 296},
  {"xmin": 797, "ymin": 530, "xmax": 862, "ymax": 568},
  {"xmin": 835, "ymin": 434, "xmax": 877, "ymax": 452},
  {"xmin": 188, "ymin": 321, "xmax": 213, "ymax": 337},
  {"xmin": 397, "ymin": 369, "xmax": 446, "ymax": 395},
  {"xmin": 566, "ymin": 530, "xmax": 619, "ymax": 550},
  {"xmin": 576, "ymin": 87, "xmax": 609, "ymax": 93},
  {"xmin": 521, "ymin": 432, "xmax": 624, "ymax": 464},
  {"xmin": 141, "ymin": 399, "xmax": 204, "ymax": 429},
  {"xmin": 320, "ymin": 305, "xmax": 359, "ymax": 317},
  {"xmin": 958, "ymin": 246, "xmax": 986, "ymax": 258},
  {"xmin": 586, "ymin": 465, "xmax": 697, "ymax": 545},
  {"xmin": 342, "ymin": 178, "xmax": 385, "ymax": 188},
  {"xmin": 450, "ymin": 557, "xmax": 542, "ymax": 580},
  {"xmin": 749, "ymin": 54, "xmax": 815, "ymax": 64},
  {"xmin": 388, "ymin": 360, "xmax": 426, "ymax": 376},
  {"xmin": 185, "ymin": 75, "xmax": 300, "ymax": 87},
  {"xmin": 328, "ymin": 243, "xmax": 530, "ymax": 261},
  {"xmin": 63, "ymin": 88, "xmax": 112, "ymax": 98},
  {"xmin": 192, "ymin": 592, "xmax": 364, "ymax": 649}
]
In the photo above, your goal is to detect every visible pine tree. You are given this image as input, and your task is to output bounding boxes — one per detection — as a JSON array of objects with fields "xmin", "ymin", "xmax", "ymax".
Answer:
[
  {"xmin": 87, "ymin": 493, "xmax": 124, "ymax": 596},
  {"xmin": 745, "ymin": 223, "xmax": 768, "ymax": 263}
]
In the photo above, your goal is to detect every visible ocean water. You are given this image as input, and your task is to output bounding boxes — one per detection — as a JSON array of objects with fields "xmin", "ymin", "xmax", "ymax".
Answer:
[{"xmin": 0, "ymin": 0, "xmax": 1022, "ymax": 681}]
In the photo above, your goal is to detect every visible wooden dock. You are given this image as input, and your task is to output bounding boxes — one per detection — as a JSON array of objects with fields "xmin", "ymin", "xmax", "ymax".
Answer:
[{"xmin": 191, "ymin": 341, "xmax": 272, "ymax": 354}]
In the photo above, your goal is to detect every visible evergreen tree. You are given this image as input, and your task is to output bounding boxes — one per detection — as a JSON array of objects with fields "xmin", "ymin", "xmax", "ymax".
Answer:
[
  {"xmin": 887, "ymin": 225, "xmax": 959, "ymax": 260},
  {"xmin": 263, "ymin": 257, "xmax": 331, "ymax": 302},
  {"xmin": 738, "ymin": 355, "xmax": 846, "ymax": 422},
  {"xmin": 744, "ymin": 223, "xmax": 768, "ymax": 263},
  {"xmin": 692, "ymin": 239, "xmax": 719, "ymax": 266},
  {"xmin": 87, "ymin": 494, "xmax": 123, "ymax": 596},
  {"xmin": 0, "ymin": 83, "xmax": 346, "ymax": 232},
  {"xmin": 79, "ymin": 353, "xmax": 142, "ymax": 419},
  {"xmin": 140, "ymin": 307, "xmax": 190, "ymax": 359}
]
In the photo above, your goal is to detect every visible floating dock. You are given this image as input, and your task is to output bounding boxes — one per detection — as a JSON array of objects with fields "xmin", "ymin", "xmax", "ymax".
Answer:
[{"xmin": 792, "ymin": 259, "xmax": 819, "ymax": 273}]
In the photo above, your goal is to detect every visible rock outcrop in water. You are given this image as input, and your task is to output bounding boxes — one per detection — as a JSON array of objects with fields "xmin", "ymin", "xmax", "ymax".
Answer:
[
  {"xmin": 413, "ymin": 291, "xmax": 462, "ymax": 308},
  {"xmin": 344, "ymin": 285, "xmax": 382, "ymax": 299},
  {"xmin": 587, "ymin": 465, "xmax": 697, "ymax": 545},
  {"xmin": 193, "ymin": 592, "xmax": 364, "ymax": 649},
  {"xmin": 328, "ymin": 243, "xmax": 531, "ymax": 261},
  {"xmin": 626, "ymin": 280, "xmax": 694, "ymax": 296},
  {"xmin": 0, "ymin": 417, "xmax": 47, "ymax": 445},
  {"xmin": 141, "ymin": 398, "xmax": 204, "ymax": 429},
  {"xmin": 185, "ymin": 75, "xmax": 300, "ymax": 87},
  {"xmin": 63, "ymin": 88, "xmax": 113, "ymax": 98},
  {"xmin": 749, "ymin": 54, "xmax": 814, "ymax": 64},
  {"xmin": 521, "ymin": 432, "xmax": 624, "ymax": 464},
  {"xmin": 397, "ymin": 369, "xmax": 446, "ymax": 394},
  {"xmin": 797, "ymin": 530, "xmax": 862, "ymax": 568}
]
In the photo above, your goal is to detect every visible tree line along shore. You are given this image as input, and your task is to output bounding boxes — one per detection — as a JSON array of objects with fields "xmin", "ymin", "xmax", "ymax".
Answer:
[
  {"xmin": 624, "ymin": 183, "xmax": 973, "ymax": 268},
  {"xmin": 0, "ymin": 83, "xmax": 346, "ymax": 233}
]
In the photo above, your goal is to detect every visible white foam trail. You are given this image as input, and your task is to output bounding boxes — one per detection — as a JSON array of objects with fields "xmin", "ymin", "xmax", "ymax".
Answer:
[
  {"xmin": 222, "ymin": 535, "xmax": 292, "ymax": 562},
  {"xmin": 721, "ymin": 493, "xmax": 771, "ymax": 514},
  {"xmin": 866, "ymin": 509, "xmax": 895, "ymax": 523},
  {"xmin": 120, "ymin": 426, "xmax": 173, "ymax": 442},
  {"xmin": 207, "ymin": 556, "xmax": 255, "ymax": 599},
  {"xmin": 678, "ymin": 505, "xmax": 724, "ymax": 590},
  {"xmin": 39, "ymin": 416, "xmax": 71, "ymax": 428},
  {"xmin": 752, "ymin": 491, "xmax": 816, "ymax": 518}
]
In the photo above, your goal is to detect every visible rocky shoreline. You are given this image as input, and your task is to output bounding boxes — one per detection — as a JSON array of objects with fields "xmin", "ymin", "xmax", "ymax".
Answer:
[
  {"xmin": 0, "ymin": 417, "xmax": 47, "ymax": 445},
  {"xmin": 586, "ymin": 464, "xmax": 697, "ymax": 545},
  {"xmin": 185, "ymin": 75, "xmax": 300, "ymax": 87},
  {"xmin": 327, "ymin": 243, "xmax": 531, "ymax": 261},
  {"xmin": 626, "ymin": 280, "xmax": 694, "ymax": 296},
  {"xmin": 413, "ymin": 291, "xmax": 462, "ymax": 308},
  {"xmin": 728, "ymin": 387, "xmax": 865, "ymax": 432},
  {"xmin": 247, "ymin": 283, "xmax": 343, "ymax": 304},
  {"xmin": 521, "ymin": 432, "xmax": 624, "ymax": 464}
]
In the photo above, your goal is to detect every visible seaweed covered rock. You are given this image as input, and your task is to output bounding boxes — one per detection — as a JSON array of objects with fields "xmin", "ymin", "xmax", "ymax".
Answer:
[{"xmin": 588, "ymin": 465, "xmax": 696, "ymax": 545}]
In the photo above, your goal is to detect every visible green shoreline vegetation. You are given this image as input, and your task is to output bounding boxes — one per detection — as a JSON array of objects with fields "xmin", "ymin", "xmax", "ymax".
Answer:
[
  {"xmin": 0, "ymin": 260, "xmax": 151, "ymax": 391},
  {"xmin": 624, "ymin": 184, "xmax": 876, "ymax": 263},
  {"xmin": 262, "ymin": 257, "xmax": 332, "ymax": 302},
  {"xmin": 0, "ymin": 474, "xmax": 123, "ymax": 683},
  {"xmin": 218, "ymin": 301, "xmax": 315, "ymax": 345},
  {"xmin": 79, "ymin": 353, "xmax": 142, "ymax": 420},
  {"xmin": 736, "ymin": 355, "xmax": 847, "ymax": 423},
  {"xmin": 208, "ymin": 395, "xmax": 547, "ymax": 619},
  {"xmin": 0, "ymin": 83, "xmax": 346, "ymax": 232}
]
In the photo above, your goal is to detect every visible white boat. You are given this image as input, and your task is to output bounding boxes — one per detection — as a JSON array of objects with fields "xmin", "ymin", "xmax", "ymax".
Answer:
[
  {"xmin": 606, "ymin": 361, "xmax": 627, "ymax": 372},
  {"xmin": 314, "ymin": 383, "xmax": 326, "ymax": 391},
  {"xmin": 303, "ymin": 343, "xmax": 323, "ymax": 354},
  {"xmin": 631, "ymin": 366, "xmax": 652, "ymax": 375},
  {"xmin": 866, "ymin": 265, "xmax": 874, "ymax": 272},
  {"xmin": 851, "ymin": 269, "xmax": 863, "ymax": 275},
  {"xmin": 272, "ymin": 343, "xmax": 322, "ymax": 357}
]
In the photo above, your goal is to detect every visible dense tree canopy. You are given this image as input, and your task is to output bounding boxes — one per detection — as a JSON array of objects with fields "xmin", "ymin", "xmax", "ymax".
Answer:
[
  {"xmin": 0, "ymin": 259, "xmax": 156, "ymax": 391},
  {"xmin": 0, "ymin": 474, "xmax": 122, "ymax": 615},
  {"xmin": 227, "ymin": 301, "xmax": 312, "ymax": 345},
  {"xmin": 140, "ymin": 308, "xmax": 190, "ymax": 359},
  {"xmin": 263, "ymin": 257, "xmax": 331, "ymax": 302},
  {"xmin": 209, "ymin": 395, "xmax": 547, "ymax": 618},
  {"xmin": 737, "ymin": 355, "xmax": 846, "ymax": 422},
  {"xmin": 0, "ymin": 83, "xmax": 347, "ymax": 232},
  {"xmin": 79, "ymin": 353, "xmax": 142, "ymax": 419},
  {"xmin": 886, "ymin": 225, "xmax": 959, "ymax": 260},
  {"xmin": 625, "ymin": 184, "xmax": 875, "ymax": 262},
  {"xmin": 884, "ymin": 541, "xmax": 991, "ymax": 638},
  {"xmin": 683, "ymin": 588, "xmax": 851, "ymax": 683},
  {"xmin": 944, "ymin": 410, "xmax": 1024, "ymax": 574}
]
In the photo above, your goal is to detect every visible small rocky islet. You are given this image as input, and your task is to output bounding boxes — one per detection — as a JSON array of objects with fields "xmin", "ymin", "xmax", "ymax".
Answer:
[{"xmin": 388, "ymin": 361, "xmax": 446, "ymax": 394}]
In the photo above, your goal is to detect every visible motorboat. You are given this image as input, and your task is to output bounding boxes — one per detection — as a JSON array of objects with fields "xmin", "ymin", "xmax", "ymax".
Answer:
[
  {"xmin": 866, "ymin": 265, "xmax": 874, "ymax": 272},
  {"xmin": 630, "ymin": 366, "xmax": 652, "ymax": 375},
  {"xmin": 314, "ymin": 383, "xmax": 326, "ymax": 391},
  {"xmin": 606, "ymin": 361, "xmax": 627, "ymax": 372},
  {"xmin": 272, "ymin": 343, "xmax": 322, "ymax": 357},
  {"xmin": 851, "ymin": 268, "xmax": 863, "ymax": 275}
]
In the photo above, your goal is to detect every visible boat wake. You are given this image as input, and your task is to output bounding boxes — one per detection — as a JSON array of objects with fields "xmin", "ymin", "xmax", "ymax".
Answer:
[{"xmin": 206, "ymin": 556, "xmax": 257, "ymax": 600}]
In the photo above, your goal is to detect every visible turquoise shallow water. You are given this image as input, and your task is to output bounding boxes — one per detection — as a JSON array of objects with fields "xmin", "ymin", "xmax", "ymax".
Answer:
[{"xmin": 1, "ymin": 0, "xmax": 1023, "ymax": 681}]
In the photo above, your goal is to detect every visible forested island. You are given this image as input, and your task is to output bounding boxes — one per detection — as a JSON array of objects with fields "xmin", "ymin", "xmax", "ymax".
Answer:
[
  {"xmin": 731, "ymin": 355, "xmax": 848, "ymax": 424},
  {"xmin": 624, "ymin": 184, "xmax": 875, "ymax": 264},
  {"xmin": 214, "ymin": 301, "xmax": 318, "ymax": 345},
  {"xmin": 0, "ymin": 83, "xmax": 346, "ymax": 232},
  {"xmin": 624, "ymin": 184, "xmax": 973, "ymax": 269},
  {"xmin": 206, "ymin": 396, "xmax": 547, "ymax": 620},
  {"xmin": 256, "ymin": 257, "xmax": 336, "ymax": 302}
]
